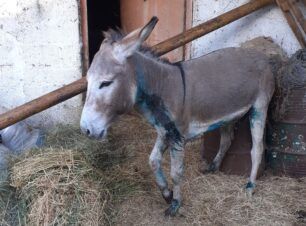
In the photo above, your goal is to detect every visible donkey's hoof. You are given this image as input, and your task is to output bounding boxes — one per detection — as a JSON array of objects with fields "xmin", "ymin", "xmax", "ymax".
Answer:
[
  {"xmin": 162, "ymin": 190, "xmax": 173, "ymax": 204},
  {"xmin": 164, "ymin": 199, "xmax": 181, "ymax": 217},
  {"xmin": 204, "ymin": 162, "xmax": 218, "ymax": 173},
  {"xmin": 245, "ymin": 182, "xmax": 255, "ymax": 197}
]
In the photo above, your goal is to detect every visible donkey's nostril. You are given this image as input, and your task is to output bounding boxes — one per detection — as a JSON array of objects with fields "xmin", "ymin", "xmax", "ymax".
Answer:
[{"xmin": 86, "ymin": 129, "xmax": 91, "ymax": 136}]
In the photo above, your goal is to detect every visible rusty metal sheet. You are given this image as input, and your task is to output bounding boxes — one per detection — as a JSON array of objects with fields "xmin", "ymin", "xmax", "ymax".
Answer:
[{"xmin": 202, "ymin": 114, "xmax": 265, "ymax": 176}]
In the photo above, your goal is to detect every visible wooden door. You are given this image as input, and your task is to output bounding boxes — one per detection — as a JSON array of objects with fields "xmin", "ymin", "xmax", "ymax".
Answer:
[{"xmin": 120, "ymin": 0, "xmax": 192, "ymax": 62}]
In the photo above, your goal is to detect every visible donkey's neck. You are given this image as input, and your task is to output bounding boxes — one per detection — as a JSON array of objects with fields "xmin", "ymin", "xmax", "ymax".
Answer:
[
  {"xmin": 131, "ymin": 52, "xmax": 179, "ymax": 97},
  {"xmin": 130, "ymin": 52, "xmax": 185, "ymax": 144}
]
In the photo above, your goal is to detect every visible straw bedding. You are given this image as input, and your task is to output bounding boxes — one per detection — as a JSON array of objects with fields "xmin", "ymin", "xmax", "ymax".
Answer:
[{"xmin": 0, "ymin": 115, "xmax": 305, "ymax": 225}]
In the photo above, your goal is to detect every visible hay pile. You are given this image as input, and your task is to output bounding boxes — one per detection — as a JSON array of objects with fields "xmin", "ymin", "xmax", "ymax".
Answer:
[
  {"xmin": 1, "ymin": 115, "xmax": 306, "ymax": 225},
  {"xmin": 2, "ymin": 115, "xmax": 155, "ymax": 225},
  {"xmin": 10, "ymin": 150, "xmax": 105, "ymax": 225}
]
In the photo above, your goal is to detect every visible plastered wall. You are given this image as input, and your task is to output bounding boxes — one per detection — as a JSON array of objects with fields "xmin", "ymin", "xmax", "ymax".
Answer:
[
  {"xmin": 0, "ymin": 0, "xmax": 82, "ymax": 129},
  {"xmin": 191, "ymin": 0, "xmax": 302, "ymax": 58},
  {"xmin": 0, "ymin": 0, "xmax": 303, "ymax": 129}
]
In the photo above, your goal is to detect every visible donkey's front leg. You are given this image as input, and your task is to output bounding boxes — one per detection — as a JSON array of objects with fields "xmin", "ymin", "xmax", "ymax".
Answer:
[
  {"xmin": 149, "ymin": 135, "xmax": 173, "ymax": 203},
  {"xmin": 165, "ymin": 145, "xmax": 185, "ymax": 216}
]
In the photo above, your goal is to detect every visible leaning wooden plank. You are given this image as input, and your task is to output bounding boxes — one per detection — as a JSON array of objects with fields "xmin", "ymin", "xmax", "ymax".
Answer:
[
  {"xmin": 285, "ymin": 12, "xmax": 306, "ymax": 47},
  {"xmin": 277, "ymin": 0, "xmax": 306, "ymax": 47},
  {"xmin": 0, "ymin": 0, "xmax": 275, "ymax": 129},
  {"xmin": 288, "ymin": 0, "xmax": 306, "ymax": 33}
]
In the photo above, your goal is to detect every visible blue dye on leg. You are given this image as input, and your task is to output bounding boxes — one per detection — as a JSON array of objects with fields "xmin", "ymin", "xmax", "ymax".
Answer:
[
  {"xmin": 164, "ymin": 199, "xmax": 181, "ymax": 216},
  {"xmin": 250, "ymin": 107, "xmax": 262, "ymax": 128},
  {"xmin": 207, "ymin": 162, "xmax": 217, "ymax": 172},
  {"xmin": 246, "ymin": 181, "xmax": 255, "ymax": 189},
  {"xmin": 156, "ymin": 167, "xmax": 168, "ymax": 189}
]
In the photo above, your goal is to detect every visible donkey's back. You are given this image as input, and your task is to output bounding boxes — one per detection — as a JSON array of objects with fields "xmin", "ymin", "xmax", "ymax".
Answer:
[{"xmin": 182, "ymin": 47, "xmax": 275, "ymax": 126}]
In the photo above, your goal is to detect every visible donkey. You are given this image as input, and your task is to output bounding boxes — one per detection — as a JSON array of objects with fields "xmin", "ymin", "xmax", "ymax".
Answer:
[{"xmin": 80, "ymin": 17, "xmax": 277, "ymax": 216}]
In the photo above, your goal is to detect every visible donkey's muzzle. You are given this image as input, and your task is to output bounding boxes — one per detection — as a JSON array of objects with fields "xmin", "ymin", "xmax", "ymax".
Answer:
[{"xmin": 80, "ymin": 123, "xmax": 106, "ymax": 140}]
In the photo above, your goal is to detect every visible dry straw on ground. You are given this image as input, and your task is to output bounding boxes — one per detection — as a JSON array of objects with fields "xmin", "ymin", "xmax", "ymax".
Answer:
[
  {"xmin": 10, "ymin": 149, "xmax": 106, "ymax": 225},
  {"xmin": 1, "ymin": 115, "xmax": 306, "ymax": 225},
  {"xmin": 5, "ymin": 115, "xmax": 154, "ymax": 226}
]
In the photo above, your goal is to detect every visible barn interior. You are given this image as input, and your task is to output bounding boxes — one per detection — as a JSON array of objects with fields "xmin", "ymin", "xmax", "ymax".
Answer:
[{"xmin": 87, "ymin": 0, "xmax": 121, "ymax": 62}]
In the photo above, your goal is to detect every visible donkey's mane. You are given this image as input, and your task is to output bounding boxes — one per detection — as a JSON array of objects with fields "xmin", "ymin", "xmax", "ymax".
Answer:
[
  {"xmin": 103, "ymin": 29, "xmax": 172, "ymax": 65},
  {"xmin": 103, "ymin": 29, "xmax": 124, "ymax": 43}
]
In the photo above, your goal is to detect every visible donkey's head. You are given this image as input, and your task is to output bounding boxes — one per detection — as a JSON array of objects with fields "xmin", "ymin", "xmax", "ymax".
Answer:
[{"xmin": 80, "ymin": 17, "xmax": 158, "ymax": 139}]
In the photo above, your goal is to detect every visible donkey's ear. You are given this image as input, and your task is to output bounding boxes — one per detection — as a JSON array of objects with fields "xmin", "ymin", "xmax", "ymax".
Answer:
[
  {"xmin": 114, "ymin": 16, "xmax": 158, "ymax": 63},
  {"xmin": 137, "ymin": 16, "xmax": 159, "ymax": 43}
]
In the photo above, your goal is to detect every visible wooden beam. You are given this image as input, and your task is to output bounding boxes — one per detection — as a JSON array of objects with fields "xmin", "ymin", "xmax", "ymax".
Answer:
[{"xmin": 0, "ymin": 0, "xmax": 275, "ymax": 129}]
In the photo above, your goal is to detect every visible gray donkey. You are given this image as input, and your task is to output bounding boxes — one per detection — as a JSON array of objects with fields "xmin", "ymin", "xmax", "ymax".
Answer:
[{"xmin": 80, "ymin": 17, "xmax": 278, "ymax": 216}]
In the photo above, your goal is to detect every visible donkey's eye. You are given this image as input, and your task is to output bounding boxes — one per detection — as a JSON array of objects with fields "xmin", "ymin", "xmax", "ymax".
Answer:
[{"xmin": 99, "ymin": 81, "xmax": 113, "ymax": 89}]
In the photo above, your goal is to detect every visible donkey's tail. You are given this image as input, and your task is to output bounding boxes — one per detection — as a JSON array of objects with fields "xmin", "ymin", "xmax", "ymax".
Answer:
[{"xmin": 268, "ymin": 54, "xmax": 283, "ymax": 79}]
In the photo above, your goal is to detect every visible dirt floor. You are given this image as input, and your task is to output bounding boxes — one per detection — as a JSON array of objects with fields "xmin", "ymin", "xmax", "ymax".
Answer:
[{"xmin": 1, "ymin": 115, "xmax": 306, "ymax": 225}]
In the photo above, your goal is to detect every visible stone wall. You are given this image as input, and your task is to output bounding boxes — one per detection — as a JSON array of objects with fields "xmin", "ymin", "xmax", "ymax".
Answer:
[{"xmin": 0, "ymin": 0, "xmax": 82, "ymax": 128}]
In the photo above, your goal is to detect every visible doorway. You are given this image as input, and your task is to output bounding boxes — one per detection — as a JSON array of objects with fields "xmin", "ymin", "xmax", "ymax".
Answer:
[{"xmin": 86, "ymin": 0, "xmax": 121, "ymax": 63}]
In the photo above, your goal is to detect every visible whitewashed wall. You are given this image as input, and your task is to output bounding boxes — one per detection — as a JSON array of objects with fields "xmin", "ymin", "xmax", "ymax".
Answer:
[
  {"xmin": 191, "ymin": 0, "xmax": 302, "ymax": 58},
  {"xmin": 0, "ymin": 0, "xmax": 82, "ymax": 129}
]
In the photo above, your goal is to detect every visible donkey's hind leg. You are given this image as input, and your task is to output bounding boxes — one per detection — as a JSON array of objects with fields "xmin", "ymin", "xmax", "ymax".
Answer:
[
  {"xmin": 247, "ymin": 104, "xmax": 269, "ymax": 195},
  {"xmin": 206, "ymin": 124, "xmax": 234, "ymax": 172}
]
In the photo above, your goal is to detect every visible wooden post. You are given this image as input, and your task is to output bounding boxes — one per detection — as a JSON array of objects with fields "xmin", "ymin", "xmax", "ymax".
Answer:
[
  {"xmin": 0, "ymin": 0, "xmax": 275, "ymax": 129},
  {"xmin": 80, "ymin": 0, "xmax": 89, "ymax": 101}
]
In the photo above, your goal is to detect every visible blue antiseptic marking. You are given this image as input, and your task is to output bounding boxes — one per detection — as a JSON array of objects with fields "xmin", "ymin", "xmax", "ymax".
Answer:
[
  {"xmin": 171, "ymin": 199, "xmax": 181, "ymax": 208},
  {"xmin": 134, "ymin": 60, "xmax": 156, "ymax": 126},
  {"xmin": 207, "ymin": 121, "xmax": 225, "ymax": 132},
  {"xmin": 134, "ymin": 59, "xmax": 183, "ymax": 145},
  {"xmin": 246, "ymin": 181, "xmax": 255, "ymax": 189},
  {"xmin": 250, "ymin": 107, "xmax": 262, "ymax": 128},
  {"xmin": 165, "ymin": 199, "xmax": 181, "ymax": 216}
]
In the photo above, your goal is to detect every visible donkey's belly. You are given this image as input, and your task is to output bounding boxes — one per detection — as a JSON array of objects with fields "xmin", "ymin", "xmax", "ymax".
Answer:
[{"xmin": 185, "ymin": 105, "xmax": 251, "ymax": 140}]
